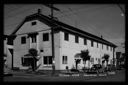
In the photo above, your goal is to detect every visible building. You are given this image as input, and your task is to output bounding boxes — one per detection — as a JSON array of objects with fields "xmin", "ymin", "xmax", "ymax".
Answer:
[{"xmin": 4, "ymin": 9, "xmax": 117, "ymax": 70}]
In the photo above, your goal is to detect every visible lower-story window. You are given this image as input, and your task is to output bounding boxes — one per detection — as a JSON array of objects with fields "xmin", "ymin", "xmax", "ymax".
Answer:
[
  {"xmin": 62, "ymin": 56, "xmax": 67, "ymax": 64},
  {"xmin": 90, "ymin": 58, "xmax": 94, "ymax": 64},
  {"xmin": 44, "ymin": 56, "xmax": 52, "ymax": 65}
]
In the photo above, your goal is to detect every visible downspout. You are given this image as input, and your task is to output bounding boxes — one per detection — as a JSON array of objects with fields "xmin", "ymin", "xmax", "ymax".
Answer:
[{"xmin": 113, "ymin": 47, "xmax": 115, "ymax": 65}]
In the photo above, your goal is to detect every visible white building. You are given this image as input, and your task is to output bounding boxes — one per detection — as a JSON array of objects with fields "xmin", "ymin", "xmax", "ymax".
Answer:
[{"xmin": 4, "ymin": 9, "xmax": 117, "ymax": 70}]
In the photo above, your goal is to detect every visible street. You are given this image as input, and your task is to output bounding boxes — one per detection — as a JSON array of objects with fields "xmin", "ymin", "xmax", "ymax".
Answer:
[{"xmin": 4, "ymin": 69, "xmax": 125, "ymax": 82}]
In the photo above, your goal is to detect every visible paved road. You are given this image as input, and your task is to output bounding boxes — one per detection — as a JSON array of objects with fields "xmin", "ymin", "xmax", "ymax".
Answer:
[{"xmin": 4, "ymin": 69, "xmax": 125, "ymax": 82}]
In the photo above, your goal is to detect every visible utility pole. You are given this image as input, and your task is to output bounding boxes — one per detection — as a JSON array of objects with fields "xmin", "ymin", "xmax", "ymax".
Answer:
[{"xmin": 43, "ymin": 4, "xmax": 60, "ymax": 72}]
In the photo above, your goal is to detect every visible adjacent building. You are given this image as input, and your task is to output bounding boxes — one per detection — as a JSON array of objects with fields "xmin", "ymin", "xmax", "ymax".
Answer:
[{"xmin": 4, "ymin": 9, "xmax": 117, "ymax": 70}]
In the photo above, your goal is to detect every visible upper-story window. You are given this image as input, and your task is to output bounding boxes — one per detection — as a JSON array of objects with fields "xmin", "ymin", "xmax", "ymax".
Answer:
[
  {"xmin": 64, "ymin": 32, "xmax": 69, "ymax": 41},
  {"xmin": 107, "ymin": 45, "xmax": 108, "ymax": 50},
  {"xmin": 111, "ymin": 47, "xmax": 112, "ymax": 51},
  {"xmin": 102, "ymin": 44, "xmax": 103, "ymax": 49},
  {"xmin": 62, "ymin": 56, "xmax": 67, "ymax": 64},
  {"xmin": 75, "ymin": 35, "xmax": 79, "ymax": 43},
  {"xmin": 43, "ymin": 33, "xmax": 49, "ymax": 41},
  {"xmin": 97, "ymin": 42, "xmax": 98, "ymax": 48},
  {"xmin": 31, "ymin": 36, "xmax": 36, "ymax": 43},
  {"xmin": 21, "ymin": 36, "xmax": 26, "ymax": 44},
  {"xmin": 31, "ymin": 21, "xmax": 37, "ymax": 26},
  {"xmin": 84, "ymin": 38, "xmax": 87, "ymax": 45},
  {"xmin": 91, "ymin": 40, "xmax": 93, "ymax": 47}
]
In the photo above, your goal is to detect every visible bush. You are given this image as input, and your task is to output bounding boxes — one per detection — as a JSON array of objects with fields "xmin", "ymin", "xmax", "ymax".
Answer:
[{"xmin": 70, "ymin": 68, "xmax": 79, "ymax": 72}]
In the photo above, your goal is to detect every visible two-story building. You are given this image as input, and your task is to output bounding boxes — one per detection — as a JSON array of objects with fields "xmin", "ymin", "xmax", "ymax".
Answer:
[{"xmin": 4, "ymin": 9, "xmax": 117, "ymax": 70}]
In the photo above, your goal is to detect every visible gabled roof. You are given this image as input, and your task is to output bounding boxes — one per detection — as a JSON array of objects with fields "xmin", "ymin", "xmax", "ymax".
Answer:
[{"xmin": 11, "ymin": 12, "xmax": 117, "ymax": 47}]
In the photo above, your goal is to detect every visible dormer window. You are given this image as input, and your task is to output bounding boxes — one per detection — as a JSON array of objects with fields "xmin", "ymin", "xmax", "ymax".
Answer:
[{"xmin": 31, "ymin": 21, "xmax": 36, "ymax": 26}]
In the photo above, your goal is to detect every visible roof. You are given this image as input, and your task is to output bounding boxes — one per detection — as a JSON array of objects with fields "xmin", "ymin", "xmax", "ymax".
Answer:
[{"xmin": 11, "ymin": 12, "xmax": 117, "ymax": 47}]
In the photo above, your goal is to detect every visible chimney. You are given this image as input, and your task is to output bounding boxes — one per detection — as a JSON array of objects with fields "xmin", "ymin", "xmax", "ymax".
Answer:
[{"xmin": 38, "ymin": 9, "xmax": 41, "ymax": 14}]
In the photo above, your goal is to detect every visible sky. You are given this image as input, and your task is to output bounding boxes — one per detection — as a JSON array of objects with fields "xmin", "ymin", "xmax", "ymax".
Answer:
[{"xmin": 4, "ymin": 4, "xmax": 125, "ymax": 53}]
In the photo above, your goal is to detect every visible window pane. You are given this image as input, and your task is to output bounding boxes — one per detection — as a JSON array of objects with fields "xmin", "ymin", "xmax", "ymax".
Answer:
[{"xmin": 43, "ymin": 33, "xmax": 49, "ymax": 41}]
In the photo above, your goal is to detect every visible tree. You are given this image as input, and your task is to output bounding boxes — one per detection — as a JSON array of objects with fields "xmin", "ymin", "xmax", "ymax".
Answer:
[
  {"xmin": 102, "ymin": 54, "xmax": 110, "ymax": 67},
  {"xmin": 75, "ymin": 59, "xmax": 81, "ymax": 70},
  {"xmin": 28, "ymin": 48, "xmax": 38, "ymax": 71},
  {"xmin": 80, "ymin": 50, "xmax": 91, "ymax": 68}
]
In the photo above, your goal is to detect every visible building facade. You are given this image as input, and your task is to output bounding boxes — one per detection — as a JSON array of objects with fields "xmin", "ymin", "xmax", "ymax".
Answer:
[{"xmin": 4, "ymin": 10, "xmax": 117, "ymax": 70}]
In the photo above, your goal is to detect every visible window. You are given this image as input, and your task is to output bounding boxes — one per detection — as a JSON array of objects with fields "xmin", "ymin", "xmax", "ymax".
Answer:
[
  {"xmin": 90, "ymin": 58, "xmax": 94, "ymax": 64},
  {"xmin": 97, "ymin": 42, "xmax": 98, "ymax": 48},
  {"xmin": 91, "ymin": 40, "xmax": 93, "ymax": 47},
  {"xmin": 84, "ymin": 38, "xmax": 87, "ymax": 45},
  {"xmin": 111, "ymin": 47, "xmax": 112, "ymax": 51},
  {"xmin": 64, "ymin": 32, "xmax": 69, "ymax": 41},
  {"xmin": 31, "ymin": 21, "xmax": 36, "ymax": 26},
  {"xmin": 31, "ymin": 36, "xmax": 36, "ymax": 43},
  {"xmin": 21, "ymin": 36, "xmax": 26, "ymax": 44},
  {"xmin": 75, "ymin": 35, "xmax": 79, "ymax": 43},
  {"xmin": 102, "ymin": 44, "xmax": 103, "ymax": 49},
  {"xmin": 107, "ymin": 45, "xmax": 108, "ymax": 50},
  {"xmin": 62, "ymin": 56, "xmax": 67, "ymax": 64},
  {"xmin": 44, "ymin": 56, "xmax": 52, "ymax": 65},
  {"xmin": 43, "ymin": 33, "xmax": 49, "ymax": 41},
  {"xmin": 98, "ymin": 58, "xmax": 101, "ymax": 64}
]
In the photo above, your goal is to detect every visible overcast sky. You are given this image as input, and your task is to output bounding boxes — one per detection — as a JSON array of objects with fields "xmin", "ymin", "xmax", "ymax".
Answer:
[{"xmin": 4, "ymin": 4, "xmax": 125, "ymax": 52}]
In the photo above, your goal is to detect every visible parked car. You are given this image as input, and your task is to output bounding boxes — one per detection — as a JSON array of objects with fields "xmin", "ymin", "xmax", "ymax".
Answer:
[
  {"xmin": 90, "ymin": 64, "xmax": 103, "ymax": 73},
  {"xmin": 106, "ymin": 64, "xmax": 116, "ymax": 72}
]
